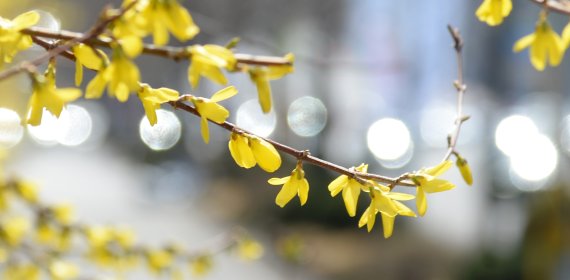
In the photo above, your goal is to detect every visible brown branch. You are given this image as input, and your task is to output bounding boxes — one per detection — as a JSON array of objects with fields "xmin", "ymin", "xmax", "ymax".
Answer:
[
  {"xmin": 169, "ymin": 101, "xmax": 416, "ymax": 187},
  {"xmin": 529, "ymin": 0, "xmax": 570, "ymax": 15},
  {"xmin": 22, "ymin": 37, "xmax": 416, "ymax": 189},
  {"xmin": 0, "ymin": 2, "xmax": 137, "ymax": 82},
  {"xmin": 21, "ymin": 27, "xmax": 292, "ymax": 67},
  {"xmin": 443, "ymin": 25, "xmax": 468, "ymax": 161}
]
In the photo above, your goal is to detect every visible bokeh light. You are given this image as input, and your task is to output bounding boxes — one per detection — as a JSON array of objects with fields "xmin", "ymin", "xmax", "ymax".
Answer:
[
  {"xmin": 510, "ymin": 134, "xmax": 558, "ymax": 184},
  {"xmin": 0, "ymin": 108, "xmax": 24, "ymax": 148},
  {"xmin": 495, "ymin": 115, "xmax": 538, "ymax": 156},
  {"xmin": 287, "ymin": 96, "xmax": 327, "ymax": 137},
  {"xmin": 139, "ymin": 109, "xmax": 181, "ymax": 151},
  {"xmin": 27, "ymin": 109, "xmax": 60, "ymax": 146},
  {"xmin": 367, "ymin": 118, "xmax": 412, "ymax": 167},
  {"xmin": 235, "ymin": 99, "xmax": 276, "ymax": 137},
  {"xmin": 56, "ymin": 105, "xmax": 93, "ymax": 146}
]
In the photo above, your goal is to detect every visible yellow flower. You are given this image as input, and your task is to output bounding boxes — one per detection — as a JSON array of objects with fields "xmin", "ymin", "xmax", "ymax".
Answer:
[
  {"xmin": 3, "ymin": 264, "xmax": 40, "ymax": 280},
  {"xmin": 475, "ymin": 0, "xmax": 512, "ymax": 26},
  {"xmin": 15, "ymin": 180, "xmax": 38, "ymax": 204},
  {"xmin": 327, "ymin": 164, "xmax": 368, "ymax": 217},
  {"xmin": 513, "ymin": 15, "xmax": 564, "ymax": 71},
  {"xmin": 188, "ymin": 45, "xmax": 236, "ymax": 88},
  {"xmin": 190, "ymin": 255, "xmax": 213, "ymax": 276},
  {"xmin": 411, "ymin": 160, "xmax": 456, "ymax": 217},
  {"xmin": 49, "ymin": 260, "xmax": 79, "ymax": 280},
  {"xmin": 189, "ymin": 86, "xmax": 237, "ymax": 143},
  {"xmin": 51, "ymin": 204, "xmax": 74, "ymax": 225},
  {"xmin": 138, "ymin": 83, "xmax": 180, "ymax": 126},
  {"xmin": 26, "ymin": 63, "xmax": 82, "ymax": 126},
  {"xmin": 228, "ymin": 132, "xmax": 282, "ymax": 172},
  {"xmin": 268, "ymin": 163, "xmax": 309, "ymax": 207},
  {"xmin": 248, "ymin": 53, "xmax": 294, "ymax": 113},
  {"xmin": 228, "ymin": 132, "xmax": 256, "ymax": 168},
  {"xmin": 0, "ymin": 11, "xmax": 39, "ymax": 67},
  {"xmin": 456, "ymin": 156, "xmax": 473, "ymax": 186},
  {"xmin": 147, "ymin": 249, "xmax": 173, "ymax": 273},
  {"xmin": 86, "ymin": 46, "xmax": 140, "ymax": 101},
  {"xmin": 249, "ymin": 136, "xmax": 282, "ymax": 172},
  {"xmin": 358, "ymin": 185, "xmax": 416, "ymax": 238},
  {"xmin": 237, "ymin": 239, "xmax": 264, "ymax": 261},
  {"xmin": 110, "ymin": 1, "xmax": 147, "ymax": 57},
  {"xmin": 72, "ymin": 43, "xmax": 108, "ymax": 86},
  {"xmin": 1, "ymin": 216, "xmax": 29, "ymax": 246},
  {"xmin": 140, "ymin": 0, "xmax": 200, "ymax": 46}
]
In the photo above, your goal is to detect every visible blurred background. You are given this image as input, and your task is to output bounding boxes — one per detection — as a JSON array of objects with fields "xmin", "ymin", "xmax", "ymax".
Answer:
[{"xmin": 1, "ymin": 0, "xmax": 570, "ymax": 279}]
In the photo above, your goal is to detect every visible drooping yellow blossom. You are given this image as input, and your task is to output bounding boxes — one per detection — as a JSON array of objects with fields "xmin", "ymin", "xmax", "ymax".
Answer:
[
  {"xmin": 51, "ymin": 204, "xmax": 74, "ymax": 225},
  {"xmin": 147, "ymin": 249, "xmax": 174, "ymax": 273},
  {"xmin": 456, "ymin": 156, "xmax": 473, "ymax": 186},
  {"xmin": 139, "ymin": 0, "xmax": 200, "ymax": 46},
  {"xmin": 228, "ymin": 132, "xmax": 256, "ymax": 168},
  {"xmin": 187, "ymin": 45, "xmax": 236, "ymax": 88},
  {"xmin": 513, "ymin": 15, "xmax": 564, "ymax": 71},
  {"xmin": 475, "ymin": 0, "xmax": 512, "ymax": 26},
  {"xmin": 26, "ymin": 62, "xmax": 82, "ymax": 126},
  {"xmin": 237, "ymin": 239, "xmax": 264, "ymax": 261},
  {"xmin": 85, "ymin": 226, "xmax": 137, "ymax": 268},
  {"xmin": 328, "ymin": 163, "xmax": 368, "ymax": 217},
  {"xmin": 86, "ymin": 46, "xmax": 140, "ymax": 102},
  {"xmin": 36, "ymin": 223, "xmax": 71, "ymax": 250},
  {"xmin": 358, "ymin": 185, "xmax": 416, "ymax": 238},
  {"xmin": 228, "ymin": 132, "xmax": 282, "ymax": 172},
  {"xmin": 14, "ymin": 180, "xmax": 38, "ymax": 204},
  {"xmin": 190, "ymin": 255, "xmax": 213, "ymax": 276},
  {"xmin": 72, "ymin": 43, "xmax": 109, "ymax": 86},
  {"xmin": 3, "ymin": 264, "xmax": 40, "ymax": 280},
  {"xmin": 110, "ymin": 1, "xmax": 147, "ymax": 57},
  {"xmin": 248, "ymin": 53, "xmax": 294, "ymax": 113},
  {"xmin": 410, "ymin": 160, "xmax": 456, "ymax": 217},
  {"xmin": 249, "ymin": 136, "xmax": 282, "ymax": 172},
  {"xmin": 49, "ymin": 260, "xmax": 79, "ymax": 280},
  {"xmin": 561, "ymin": 21, "xmax": 570, "ymax": 49},
  {"xmin": 138, "ymin": 83, "xmax": 180, "ymax": 126},
  {"xmin": 0, "ymin": 216, "xmax": 29, "ymax": 246},
  {"xmin": 0, "ymin": 11, "xmax": 39, "ymax": 68},
  {"xmin": 268, "ymin": 163, "xmax": 309, "ymax": 207},
  {"xmin": 189, "ymin": 86, "xmax": 237, "ymax": 143}
]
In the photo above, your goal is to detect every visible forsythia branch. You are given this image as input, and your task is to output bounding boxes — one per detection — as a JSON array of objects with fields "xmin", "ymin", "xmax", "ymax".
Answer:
[
  {"xmin": 0, "ymin": 1, "xmax": 138, "ymax": 82},
  {"xmin": 21, "ymin": 27, "xmax": 293, "ymax": 67},
  {"xmin": 529, "ymin": 0, "xmax": 570, "ymax": 15}
]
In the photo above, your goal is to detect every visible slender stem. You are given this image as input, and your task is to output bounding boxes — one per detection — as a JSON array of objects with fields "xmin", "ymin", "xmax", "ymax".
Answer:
[
  {"xmin": 0, "ymin": 2, "xmax": 137, "ymax": 82},
  {"xmin": 21, "ymin": 27, "xmax": 293, "ymax": 67},
  {"xmin": 529, "ymin": 0, "xmax": 570, "ymax": 15},
  {"xmin": 443, "ymin": 25, "xmax": 468, "ymax": 162},
  {"xmin": 169, "ymin": 101, "xmax": 416, "ymax": 187}
]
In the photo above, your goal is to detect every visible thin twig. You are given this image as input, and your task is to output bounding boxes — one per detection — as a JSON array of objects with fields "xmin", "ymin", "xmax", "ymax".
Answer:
[
  {"xmin": 169, "ymin": 101, "xmax": 416, "ymax": 187},
  {"xmin": 21, "ymin": 27, "xmax": 292, "ymax": 67},
  {"xmin": 529, "ymin": 0, "xmax": 570, "ymax": 15},
  {"xmin": 0, "ymin": 2, "xmax": 137, "ymax": 82},
  {"xmin": 443, "ymin": 25, "xmax": 468, "ymax": 161}
]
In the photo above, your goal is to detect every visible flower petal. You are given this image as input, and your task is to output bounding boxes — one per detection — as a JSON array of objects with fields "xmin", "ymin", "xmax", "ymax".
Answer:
[
  {"xmin": 416, "ymin": 187, "xmax": 427, "ymax": 217},
  {"xmin": 210, "ymin": 86, "xmax": 238, "ymax": 102}
]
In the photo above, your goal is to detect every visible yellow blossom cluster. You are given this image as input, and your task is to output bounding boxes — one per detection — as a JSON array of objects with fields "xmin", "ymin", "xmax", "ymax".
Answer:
[
  {"xmin": 476, "ymin": 0, "xmax": 570, "ymax": 71},
  {"xmin": 0, "ymin": 169, "xmax": 264, "ymax": 279}
]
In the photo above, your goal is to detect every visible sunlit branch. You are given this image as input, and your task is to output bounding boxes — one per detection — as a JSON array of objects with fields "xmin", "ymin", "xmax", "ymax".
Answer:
[
  {"xmin": 169, "ymin": 100, "xmax": 416, "ymax": 187},
  {"xmin": 0, "ymin": 2, "xmax": 137, "ymax": 82},
  {"xmin": 529, "ymin": 0, "xmax": 570, "ymax": 15},
  {"xmin": 21, "ymin": 27, "xmax": 293, "ymax": 67},
  {"xmin": 443, "ymin": 25, "xmax": 469, "ymax": 162}
]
